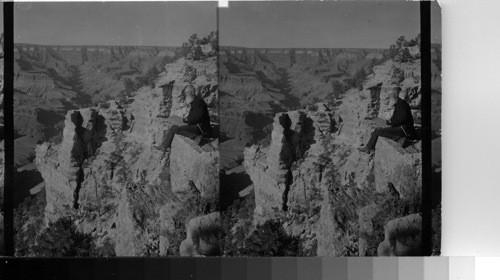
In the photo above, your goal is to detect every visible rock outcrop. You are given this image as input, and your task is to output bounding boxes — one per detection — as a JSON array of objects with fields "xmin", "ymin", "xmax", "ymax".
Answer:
[
  {"xmin": 179, "ymin": 212, "xmax": 221, "ymax": 256},
  {"xmin": 244, "ymin": 103, "xmax": 335, "ymax": 222},
  {"xmin": 160, "ymin": 57, "xmax": 218, "ymax": 122},
  {"xmin": 33, "ymin": 57, "xmax": 219, "ymax": 256},
  {"xmin": 170, "ymin": 135, "xmax": 219, "ymax": 203},
  {"xmin": 374, "ymin": 138, "xmax": 421, "ymax": 196},
  {"xmin": 242, "ymin": 58, "xmax": 423, "ymax": 256},
  {"xmin": 363, "ymin": 60, "xmax": 421, "ymax": 124},
  {"xmin": 377, "ymin": 213, "xmax": 422, "ymax": 256}
]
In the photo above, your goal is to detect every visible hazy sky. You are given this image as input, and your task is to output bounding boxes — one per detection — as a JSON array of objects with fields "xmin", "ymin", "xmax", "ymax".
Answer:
[
  {"xmin": 13, "ymin": 2, "xmax": 217, "ymax": 46},
  {"xmin": 0, "ymin": 5, "xmax": 3, "ymax": 32},
  {"xmin": 220, "ymin": 1, "xmax": 442, "ymax": 48},
  {"xmin": 431, "ymin": 1, "xmax": 442, "ymax": 43}
]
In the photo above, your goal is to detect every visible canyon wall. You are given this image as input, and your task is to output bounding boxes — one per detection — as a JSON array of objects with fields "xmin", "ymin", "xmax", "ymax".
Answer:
[
  {"xmin": 242, "ymin": 59, "xmax": 423, "ymax": 256},
  {"xmin": 33, "ymin": 57, "xmax": 220, "ymax": 256}
]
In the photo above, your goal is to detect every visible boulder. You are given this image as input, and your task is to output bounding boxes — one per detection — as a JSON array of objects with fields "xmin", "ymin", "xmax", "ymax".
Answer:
[
  {"xmin": 374, "ymin": 138, "xmax": 421, "ymax": 198},
  {"xmin": 169, "ymin": 135, "xmax": 219, "ymax": 203},
  {"xmin": 179, "ymin": 212, "xmax": 221, "ymax": 256},
  {"xmin": 377, "ymin": 213, "xmax": 422, "ymax": 256}
]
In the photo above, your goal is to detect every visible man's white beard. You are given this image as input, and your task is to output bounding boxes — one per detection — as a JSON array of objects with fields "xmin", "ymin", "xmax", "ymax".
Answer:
[
  {"xmin": 181, "ymin": 103, "xmax": 192, "ymax": 119},
  {"xmin": 385, "ymin": 107, "xmax": 395, "ymax": 121}
]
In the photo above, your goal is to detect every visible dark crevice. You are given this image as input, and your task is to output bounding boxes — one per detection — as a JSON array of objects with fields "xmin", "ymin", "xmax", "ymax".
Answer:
[
  {"xmin": 279, "ymin": 114, "xmax": 295, "ymax": 211},
  {"xmin": 367, "ymin": 83, "xmax": 382, "ymax": 119},
  {"xmin": 282, "ymin": 169, "xmax": 293, "ymax": 212},
  {"xmin": 109, "ymin": 163, "xmax": 115, "ymax": 181},
  {"xmin": 319, "ymin": 166, "xmax": 324, "ymax": 183},
  {"xmin": 72, "ymin": 112, "xmax": 86, "ymax": 209},
  {"xmin": 278, "ymin": 112, "xmax": 318, "ymax": 212},
  {"xmin": 73, "ymin": 167, "xmax": 84, "ymax": 209},
  {"xmin": 69, "ymin": 111, "xmax": 107, "ymax": 209}
]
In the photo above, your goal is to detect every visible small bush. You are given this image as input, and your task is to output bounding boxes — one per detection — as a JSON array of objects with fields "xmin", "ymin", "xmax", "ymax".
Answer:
[
  {"xmin": 193, "ymin": 45, "xmax": 204, "ymax": 60},
  {"xmin": 345, "ymin": 68, "xmax": 367, "ymax": 91},
  {"xmin": 221, "ymin": 194, "xmax": 255, "ymax": 256},
  {"xmin": 135, "ymin": 65, "xmax": 160, "ymax": 89},
  {"xmin": 165, "ymin": 188, "xmax": 212, "ymax": 256},
  {"xmin": 400, "ymin": 48, "xmax": 413, "ymax": 63},
  {"xmin": 14, "ymin": 191, "xmax": 46, "ymax": 256},
  {"xmin": 178, "ymin": 42, "xmax": 192, "ymax": 58},
  {"xmin": 145, "ymin": 66, "xmax": 160, "ymax": 88},
  {"xmin": 208, "ymin": 31, "xmax": 218, "ymax": 54},
  {"xmin": 331, "ymin": 80, "xmax": 348, "ymax": 101},
  {"xmin": 29, "ymin": 217, "xmax": 96, "ymax": 257},
  {"xmin": 123, "ymin": 78, "xmax": 136, "ymax": 95},
  {"xmin": 239, "ymin": 220, "xmax": 303, "ymax": 257}
]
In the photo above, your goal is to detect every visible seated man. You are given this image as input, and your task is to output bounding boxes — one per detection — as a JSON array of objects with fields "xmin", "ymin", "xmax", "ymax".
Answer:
[
  {"xmin": 163, "ymin": 85, "xmax": 211, "ymax": 150},
  {"xmin": 359, "ymin": 87, "xmax": 415, "ymax": 153}
]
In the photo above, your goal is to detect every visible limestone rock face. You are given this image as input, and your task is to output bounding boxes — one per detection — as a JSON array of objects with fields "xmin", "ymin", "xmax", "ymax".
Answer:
[
  {"xmin": 158, "ymin": 57, "xmax": 218, "ymax": 122},
  {"xmin": 363, "ymin": 60, "xmax": 421, "ymax": 124},
  {"xmin": 170, "ymin": 135, "xmax": 219, "ymax": 203},
  {"xmin": 34, "ymin": 57, "xmax": 218, "ymax": 256},
  {"xmin": 374, "ymin": 138, "xmax": 421, "ymax": 197},
  {"xmin": 316, "ymin": 190, "xmax": 341, "ymax": 257},
  {"xmin": 244, "ymin": 103, "xmax": 334, "ymax": 222}
]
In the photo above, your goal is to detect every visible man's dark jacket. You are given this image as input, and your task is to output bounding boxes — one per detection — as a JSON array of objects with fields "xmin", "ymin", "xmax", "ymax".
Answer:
[
  {"xmin": 185, "ymin": 95, "xmax": 211, "ymax": 135},
  {"xmin": 389, "ymin": 98, "xmax": 415, "ymax": 137}
]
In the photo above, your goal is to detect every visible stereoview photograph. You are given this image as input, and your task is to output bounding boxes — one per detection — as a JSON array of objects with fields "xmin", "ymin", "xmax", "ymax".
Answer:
[
  {"xmin": 218, "ymin": 1, "xmax": 441, "ymax": 256},
  {"xmin": 12, "ymin": 2, "xmax": 219, "ymax": 257},
  {"xmin": 8, "ymin": 0, "xmax": 441, "ymax": 258}
]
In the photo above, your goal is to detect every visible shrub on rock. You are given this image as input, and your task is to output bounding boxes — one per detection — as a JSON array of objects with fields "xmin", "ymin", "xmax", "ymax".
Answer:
[
  {"xmin": 29, "ymin": 217, "xmax": 96, "ymax": 257},
  {"xmin": 240, "ymin": 220, "xmax": 303, "ymax": 257}
]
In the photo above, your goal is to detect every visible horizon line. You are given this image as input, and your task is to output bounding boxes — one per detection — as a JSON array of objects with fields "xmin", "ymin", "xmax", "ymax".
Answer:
[
  {"xmin": 220, "ymin": 44, "xmax": 441, "ymax": 49},
  {"xmin": 14, "ymin": 42, "xmax": 182, "ymax": 48}
]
